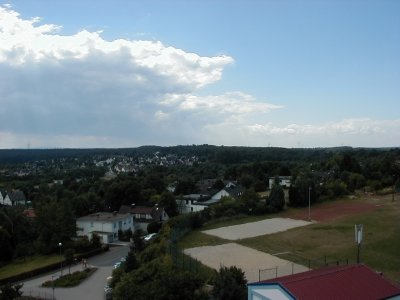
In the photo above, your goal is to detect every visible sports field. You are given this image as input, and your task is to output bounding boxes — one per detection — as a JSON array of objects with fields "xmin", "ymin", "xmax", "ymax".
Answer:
[
  {"xmin": 182, "ymin": 192, "xmax": 400, "ymax": 283},
  {"xmin": 184, "ymin": 243, "xmax": 308, "ymax": 282},
  {"xmin": 186, "ymin": 217, "xmax": 312, "ymax": 282},
  {"xmin": 202, "ymin": 218, "xmax": 312, "ymax": 240}
]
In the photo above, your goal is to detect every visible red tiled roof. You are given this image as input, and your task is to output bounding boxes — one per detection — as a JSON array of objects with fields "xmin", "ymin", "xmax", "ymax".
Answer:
[
  {"xmin": 23, "ymin": 208, "xmax": 36, "ymax": 218},
  {"xmin": 262, "ymin": 264, "xmax": 400, "ymax": 300}
]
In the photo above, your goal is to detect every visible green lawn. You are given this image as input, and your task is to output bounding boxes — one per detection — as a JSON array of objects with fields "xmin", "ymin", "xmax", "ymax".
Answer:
[
  {"xmin": 0, "ymin": 255, "xmax": 63, "ymax": 280},
  {"xmin": 180, "ymin": 195, "xmax": 400, "ymax": 283},
  {"xmin": 239, "ymin": 201, "xmax": 400, "ymax": 283}
]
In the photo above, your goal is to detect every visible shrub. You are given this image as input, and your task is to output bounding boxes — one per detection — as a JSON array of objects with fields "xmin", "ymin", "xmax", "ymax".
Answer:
[
  {"xmin": 212, "ymin": 266, "xmax": 247, "ymax": 300},
  {"xmin": 147, "ymin": 222, "xmax": 161, "ymax": 234},
  {"xmin": 42, "ymin": 268, "xmax": 96, "ymax": 287}
]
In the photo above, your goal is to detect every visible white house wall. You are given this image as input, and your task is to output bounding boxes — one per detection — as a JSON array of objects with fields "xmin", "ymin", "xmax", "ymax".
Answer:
[
  {"xmin": 76, "ymin": 215, "xmax": 134, "ymax": 243},
  {"xmin": 176, "ymin": 199, "xmax": 207, "ymax": 214},
  {"xmin": 211, "ymin": 189, "xmax": 230, "ymax": 200}
]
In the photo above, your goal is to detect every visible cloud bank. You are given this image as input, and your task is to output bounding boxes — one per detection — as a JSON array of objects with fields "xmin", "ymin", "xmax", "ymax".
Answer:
[{"xmin": 0, "ymin": 5, "xmax": 398, "ymax": 148}]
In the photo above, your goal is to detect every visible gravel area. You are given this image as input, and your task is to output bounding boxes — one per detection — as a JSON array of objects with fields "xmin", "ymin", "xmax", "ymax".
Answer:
[
  {"xmin": 184, "ymin": 243, "xmax": 309, "ymax": 283},
  {"xmin": 202, "ymin": 218, "xmax": 312, "ymax": 240}
]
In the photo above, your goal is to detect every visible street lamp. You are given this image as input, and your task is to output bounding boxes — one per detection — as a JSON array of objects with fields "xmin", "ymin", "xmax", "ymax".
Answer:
[
  {"xmin": 51, "ymin": 275, "xmax": 56, "ymax": 300},
  {"xmin": 308, "ymin": 186, "xmax": 312, "ymax": 221},
  {"xmin": 58, "ymin": 242, "xmax": 63, "ymax": 276}
]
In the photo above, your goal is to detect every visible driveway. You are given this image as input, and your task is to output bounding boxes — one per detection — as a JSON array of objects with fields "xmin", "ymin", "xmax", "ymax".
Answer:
[{"xmin": 21, "ymin": 244, "xmax": 130, "ymax": 300}]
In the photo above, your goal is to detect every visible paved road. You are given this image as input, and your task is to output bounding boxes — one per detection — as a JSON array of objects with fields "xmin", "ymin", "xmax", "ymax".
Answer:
[{"xmin": 21, "ymin": 244, "xmax": 130, "ymax": 300}]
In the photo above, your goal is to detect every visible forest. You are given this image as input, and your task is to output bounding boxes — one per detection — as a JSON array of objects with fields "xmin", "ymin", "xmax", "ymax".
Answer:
[{"xmin": 0, "ymin": 145, "xmax": 399, "ymax": 263}]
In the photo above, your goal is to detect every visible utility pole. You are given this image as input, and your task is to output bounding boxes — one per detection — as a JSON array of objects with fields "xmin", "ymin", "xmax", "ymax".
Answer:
[{"xmin": 308, "ymin": 186, "xmax": 312, "ymax": 221}]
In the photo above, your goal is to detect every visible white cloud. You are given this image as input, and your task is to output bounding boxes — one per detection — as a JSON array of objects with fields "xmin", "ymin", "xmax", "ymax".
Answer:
[
  {"xmin": 0, "ymin": 6, "xmax": 398, "ymax": 149},
  {"xmin": 239, "ymin": 118, "xmax": 400, "ymax": 147},
  {"xmin": 0, "ymin": 5, "xmax": 285, "ymax": 148},
  {"xmin": 161, "ymin": 92, "xmax": 282, "ymax": 115},
  {"xmin": 246, "ymin": 118, "xmax": 400, "ymax": 136}
]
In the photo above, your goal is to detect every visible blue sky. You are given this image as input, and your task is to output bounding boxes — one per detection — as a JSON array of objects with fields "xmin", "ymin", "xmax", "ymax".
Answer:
[{"xmin": 0, "ymin": 0, "xmax": 399, "ymax": 148}]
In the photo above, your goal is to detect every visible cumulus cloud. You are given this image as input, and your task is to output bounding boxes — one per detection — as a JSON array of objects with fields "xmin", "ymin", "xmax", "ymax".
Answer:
[
  {"xmin": 246, "ymin": 119, "xmax": 400, "ymax": 136},
  {"xmin": 0, "ymin": 5, "xmax": 285, "ymax": 148},
  {"xmin": 0, "ymin": 5, "xmax": 398, "ymax": 149},
  {"xmin": 241, "ymin": 119, "xmax": 400, "ymax": 147}
]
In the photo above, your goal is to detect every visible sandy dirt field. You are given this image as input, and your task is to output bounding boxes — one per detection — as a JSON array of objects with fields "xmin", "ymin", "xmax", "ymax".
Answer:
[
  {"xmin": 184, "ymin": 243, "xmax": 309, "ymax": 282},
  {"xmin": 202, "ymin": 218, "xmax": 312, "ymax": 240}
]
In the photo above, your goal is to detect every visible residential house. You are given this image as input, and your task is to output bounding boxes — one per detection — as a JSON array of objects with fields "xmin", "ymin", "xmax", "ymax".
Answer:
[
  {"xmin": 76, "ymin": 212, "xmax": 134, "ymax": 244},
  {"xmin": 119, "ymin": 204, "xmax": 169, "ymax": 232},
  {"xmin": 269, "ymin": 176, "xmax": 291, "ymax": 189},
  {"xmin": 0, "ymin": 189, "xmax": 27, "ymax": 206},
  {"xmin": 177, "ymin": 180, "xmax": 244, "ymax": 214},
  {"xmin": 176, "ymin": 194, "xmax": 211, "ymax": 214},
  {"xmin": 248, "ymin": 264, "xmax": 400, "ymax": 300},
  {"xmin": 0, "ymin": 190, "xmax": 11, "ymax": 206}
]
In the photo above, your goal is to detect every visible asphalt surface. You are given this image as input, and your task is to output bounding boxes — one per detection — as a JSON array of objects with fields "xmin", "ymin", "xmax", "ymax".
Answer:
[{"xmin": 21, "ymin": 243, "xmax": 130, "ymax": 300}]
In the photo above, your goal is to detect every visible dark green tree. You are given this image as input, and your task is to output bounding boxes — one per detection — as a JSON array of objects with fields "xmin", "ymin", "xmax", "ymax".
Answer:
[
  {"xmin": 64, "ymin": 248, "xmax": 75, "ymax": 274},
  {"xmin": 268, "ymin": 182, "xmax": 285, "ymax": 211},
  {"xmin": 132, "ymin": 229, "xmax": 144, "ymax": 253},
  {"xmin": 124, "ymin": 250, "xmax": 139, "ymax": 273},
  {"xmin": 212, "ymin": 266, "xmax": 247, "ymax": 300},
  {"xmin": 0, "ymin": 283, "xmax": 23, "ymax": 300},
  {"xmin": 159, "ymin": 191, "xmax": 178, "ymax": 217},
  {"xmin": 0, "ymin": 227, "xmax": 14, "ymax": 262},
  {"xmin": 113, "ymin": 258, "xmax": 205, "ymax": 300},
  {"xmin": 91, "ymin": 233, "xmax": 101, "ymax": 249}
]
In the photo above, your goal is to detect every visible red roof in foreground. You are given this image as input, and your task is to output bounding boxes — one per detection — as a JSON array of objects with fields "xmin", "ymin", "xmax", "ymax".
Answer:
[{"xmin": 263, "ymin": 264, "xmax": 400, "ymax": 300}]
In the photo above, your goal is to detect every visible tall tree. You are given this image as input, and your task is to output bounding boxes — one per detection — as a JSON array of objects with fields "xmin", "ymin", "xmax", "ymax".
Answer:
[
  {"xmin": 268, "ymin": 182, "xmax": 285, "ymax": 211},
  {"xmin": 212, "ymin": 266, "xmax": 247, "ymax": 300}
]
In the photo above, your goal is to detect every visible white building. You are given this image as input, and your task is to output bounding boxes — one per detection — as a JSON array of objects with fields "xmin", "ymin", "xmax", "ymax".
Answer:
[
  {"xmin": 0, "ymin": 190, "xmax": 11, "ymax": 206},
  {"xmin": 269, "ymin": 176, "xmax": 291, "ymax": 189},
  {"xmin": 176, "ymin": 194, "xmax": 215, "ymax": 214},
  {"xmin": 76, "ymin": 212, "xmax": 134, "ymax": 244},
  {"xmin": 176, "ymin": 181, "xmax": 244, "ymax": 214}
]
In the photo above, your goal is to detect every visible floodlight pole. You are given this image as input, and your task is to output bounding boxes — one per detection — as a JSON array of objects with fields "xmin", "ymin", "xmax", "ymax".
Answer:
[
  {"xmin": 308, "ymin": 186, "xmax": 312, "ymax": 221},
  {"xmin": 59, "ymin": 242, "xmax": 63, "ymax": 276},
  {"xmin": 393, "ymin": 175, "xmax": 395, "ymax": 202}
]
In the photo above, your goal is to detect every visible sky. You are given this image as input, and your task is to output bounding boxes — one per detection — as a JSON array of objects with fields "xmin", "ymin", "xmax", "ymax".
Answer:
[{"xmin": 0, "ymin": 0, "xmax": 399, "ymax": 149}]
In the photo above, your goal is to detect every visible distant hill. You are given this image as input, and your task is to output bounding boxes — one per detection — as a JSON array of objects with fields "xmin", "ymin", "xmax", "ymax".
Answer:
[{"xmin": 0, "ymin": 145, "xmax": 397, "ymax": 165}]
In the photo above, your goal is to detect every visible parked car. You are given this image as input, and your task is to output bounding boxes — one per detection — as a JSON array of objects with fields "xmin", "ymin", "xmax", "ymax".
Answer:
[
  {"xmin": 113, "ymin": 262, "xmax": 122, "ymax": 269},
  {"xmin": 143, "ymin": 233, "xmax": 157, "ymax": 242}
]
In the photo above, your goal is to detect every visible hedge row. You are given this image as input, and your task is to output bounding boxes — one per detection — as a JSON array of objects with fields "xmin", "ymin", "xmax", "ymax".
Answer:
[{"xmin": 0, "ymin": 246, "xmax": 107, "ymax": 286}]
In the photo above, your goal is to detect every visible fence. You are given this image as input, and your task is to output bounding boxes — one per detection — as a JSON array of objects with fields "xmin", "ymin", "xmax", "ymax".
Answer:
[
  {"xmin": 167, "ymin": 242, "xmax": 201, "ymax": 274},
  {"xmin": 20, "ymin": 289, "xmax": 55, "ymax": 300},
  {"xmin": 258, "ymin": 255, "xmax": 352, "ymax": 281}
]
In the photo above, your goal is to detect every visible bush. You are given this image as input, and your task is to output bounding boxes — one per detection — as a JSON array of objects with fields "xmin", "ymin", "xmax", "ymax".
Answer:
[
  {"xmin": 212, "ymin": 266, "xmax": 247, "ymax": 300},
  {"xmin": 0, "ymin": 283, "xmax": 23, "ymax": 300},
  {"xmin": 42, "ymin": 268, "xmax": 97, "ymax": 287},
  {"xmin": 147, "ymin": 222, "xmax": 161, "ymax": 234}
]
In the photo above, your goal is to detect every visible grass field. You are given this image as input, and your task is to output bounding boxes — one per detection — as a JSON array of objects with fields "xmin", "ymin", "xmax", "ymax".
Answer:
[
  {"xmin": 180, "ymin": 193, "xmax": 400, "ymax": 283},
  {"xmin": 0, "ymin": 255, "xmax": 63, "ymax": 280}
]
